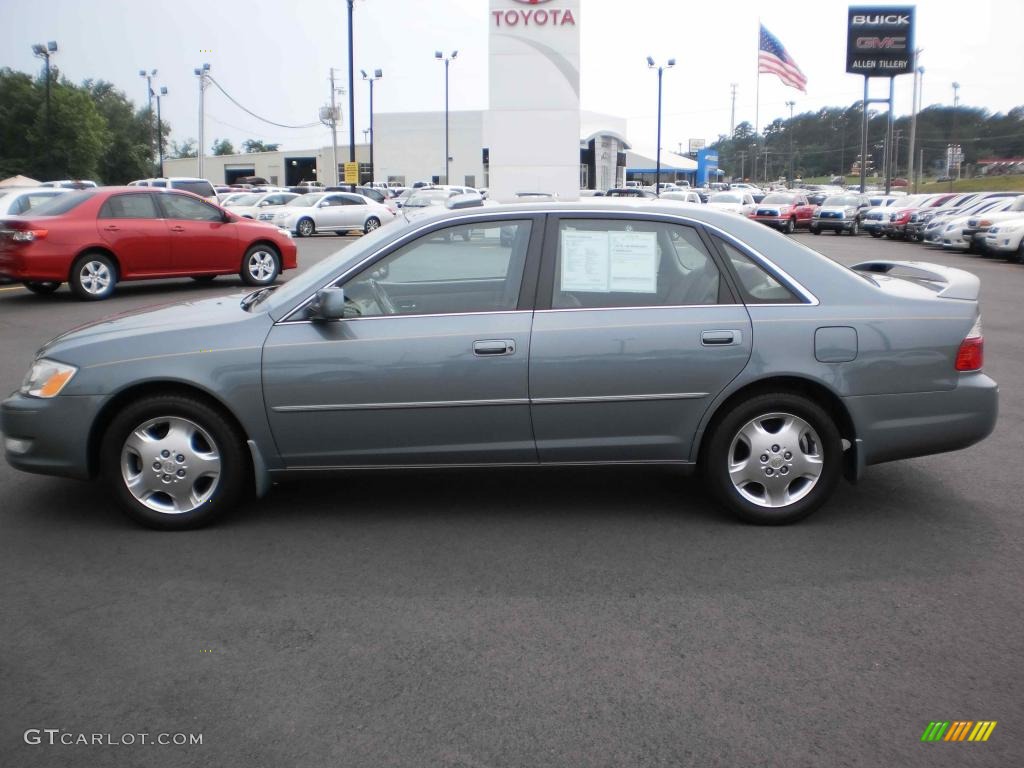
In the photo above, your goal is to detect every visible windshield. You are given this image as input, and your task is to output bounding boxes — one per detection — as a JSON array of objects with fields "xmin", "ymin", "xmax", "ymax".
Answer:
[
  {"xmin": 23, "ymin": 190, "xmax": 95, "ymax": 216},
  {"xmin": 761, "ymin": 193, "xmax": 796, "ymax": 204},
  {"xmin": 404, "ymin": 190, "xmax": 450, "ymax": 207},
  {"xmin": 710, "ymin": 193, "xmax": 742, "ymax": 204},
  {"xmin": 225, "ymin": 193, "xmax": 260, "ymax": 207},
  {"xmin": 286, "ymin": 194, "xmax": 324, "ymax": 208},
  {"xmin": 823, "ymin": 196, "xmax": 861, "ymax": 207},
  {"xmin": 260, "ymin": 223, "xmax": 401, "ymax": 314},
  {"xmin": 171, "ymin": 180, "xmax": 214, "ymax": 197}
]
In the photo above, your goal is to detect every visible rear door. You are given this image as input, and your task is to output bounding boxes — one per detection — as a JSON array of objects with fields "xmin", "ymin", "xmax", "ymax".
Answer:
[
  {"xmin": 528, "ymin": 213, "xmax": 753, "ymax": 463},
  {"xmin": 96, "ymin": 192, "xmax": 171, "ymax": 275},
  {"xmin": 156, "ymin": 193, "xmax": 239, "ymax": 273}
]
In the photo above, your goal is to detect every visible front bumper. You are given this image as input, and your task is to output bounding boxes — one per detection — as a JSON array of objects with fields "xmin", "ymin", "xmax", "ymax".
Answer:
[
  {"xmin": 750, "ymin": 216, "xmax": 790, "ymax": 229},
  {"xmin": 812, "ymin": 218, "xmax": 856, "ymax": 232},
  {"xmin": 844, "ymin": 373, "xmax": 998, "ymax": 468},
  {"xmin": 1, "ymin": 392, "xmax": 104, "ymax": 480}
]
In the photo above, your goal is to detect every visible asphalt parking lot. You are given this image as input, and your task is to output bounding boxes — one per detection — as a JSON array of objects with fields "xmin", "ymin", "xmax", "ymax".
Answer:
[{"xmin": 1, "ymin": 230, "xmax": 1021, "ymax": 767}]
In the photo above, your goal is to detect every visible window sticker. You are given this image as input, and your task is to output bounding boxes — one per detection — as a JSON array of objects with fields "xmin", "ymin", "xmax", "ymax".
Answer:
[
  {"xmin": 608, "ymin": 231, "xmax": 658, "ymax": 293},
  {"xmin": 560, "ymin": 230, "xmax": 610, "ymax": 292}
]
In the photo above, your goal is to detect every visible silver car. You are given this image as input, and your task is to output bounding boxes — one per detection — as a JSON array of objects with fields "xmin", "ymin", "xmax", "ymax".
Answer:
[
  {"xmin": 259, "ymin": 192, "xmax": 395, "ymax": 236},
  {"xmin": 2, "ymin": 203, "xmax": 998, "ymax": 529}
]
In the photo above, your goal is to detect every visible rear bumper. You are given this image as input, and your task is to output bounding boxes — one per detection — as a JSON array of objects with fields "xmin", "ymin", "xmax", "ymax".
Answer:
[
  {"xmin": 844, "ymin": 373, "xmax": 998, "ymax": 467},
  {"xmin": 1, "ymin": 392, "xmax": 100, "ymax": 480}
]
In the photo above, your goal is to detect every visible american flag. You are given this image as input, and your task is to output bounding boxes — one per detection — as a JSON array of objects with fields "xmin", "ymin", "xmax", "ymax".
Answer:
[{"xmin": 758, "ymin": 24, "xmax": 807, "ymax": 93}]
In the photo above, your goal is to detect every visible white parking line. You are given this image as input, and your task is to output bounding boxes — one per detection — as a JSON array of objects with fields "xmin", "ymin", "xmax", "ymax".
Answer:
[{"xmin": 0, "ymin": 285, "xmax": 25, "ymax": 292}]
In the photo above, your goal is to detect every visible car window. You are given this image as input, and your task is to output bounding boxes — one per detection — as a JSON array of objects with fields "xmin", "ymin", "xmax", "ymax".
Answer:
[
  {"xmin": 151, "ymin": 180, "xmax": 167, "ymax": 188},
  {"xmin": 341, "ymin": 221, "xmax": 532, "ymax": 317},
  {"xmin": 23, "ymin": 191, "xmax": 94, "ymax": 216},
  {"xmin": 553, "ymin": 219, "xmax": 720, "ymax": 309},
  {"xmin": 170, "ymin": 180, "xmax": 215, "ymax": 198},
  {"xmin": 339, "ymin": 195, "xmax": 366, "ymax": 206},
  {"xmin": 98, "ymin": 193, "xmax": 160, "ymax": 219},
  {"xmin": 159, "ymin": 194, "xmax": 223, "ymax": 221},
  {"xmin": 12, "ymin": 192, "xmax": 60, "ymax": 214},
  {"xmin": 716, "ymin": 239, "xmax": 797, "ymax": 304}
]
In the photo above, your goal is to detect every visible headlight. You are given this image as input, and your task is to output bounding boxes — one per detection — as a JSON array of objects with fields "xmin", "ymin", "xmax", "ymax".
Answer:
[{"xmin": 20, "ymin": 359, "xmax": 78, "ymax": 398}]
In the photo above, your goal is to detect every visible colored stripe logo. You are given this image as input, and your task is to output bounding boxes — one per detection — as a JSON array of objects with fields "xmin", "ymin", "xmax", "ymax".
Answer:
[{"xmin": 921, "ymin": 721, "xmax": 997, "ymax": 742}]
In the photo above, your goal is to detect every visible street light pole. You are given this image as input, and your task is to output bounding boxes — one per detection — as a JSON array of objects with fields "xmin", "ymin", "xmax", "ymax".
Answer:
[
  {"xmin": 32, "ymin": 41, "xmax": 57, "ymax": 174},
  {"xmin": 951, "ymin": 81, "xmax": 961, "ymax": 184},
  {"xmin": 156, "ymin": 86, "xmax": 167, "ymax": 177},
  {"xmin": 435, "ymin": 51, "xmax": 457, "ymax": 184},
  {"xmin": 361, "ymin": 69, "xmax": 382, "ymax": 182},
  {"xmin": 647, "ymin": 56, "xmax": 675, "ymax": 197},
  {"xmin": 906, "ymin": 49, "xmax": 923, "ymax": 193},
  {"xmin": 347, "ymin": 0, "xmax": 356, "ymax": 189},
  {"xmin": 193, "ymin": 63, "xmax": 210, "ymax": 179},
  {"xmin": 729, "ymin": 83, "xmax": 738, "ymax": 136},
  {"xmin": 139, "ymin": 69, "xmax": 157, "ymax": 173}
]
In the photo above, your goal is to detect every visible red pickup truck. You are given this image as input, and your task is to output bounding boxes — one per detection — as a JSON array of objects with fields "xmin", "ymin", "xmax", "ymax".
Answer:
[{"xmin": 748, "ymin": 192, "xmax": 816, "ymax": 234}]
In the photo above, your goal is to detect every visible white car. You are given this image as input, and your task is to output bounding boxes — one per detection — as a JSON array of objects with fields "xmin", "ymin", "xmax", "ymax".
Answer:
[
  {"xmin": 706, "ymin": 191, "xmax": 756, "ymax": 216},
  {"xmin": 402, "ymin": 187, "xmax": 484, "ymax": 220},
  {"xmin": 0, "ymin": 187, "xmax": 69, "ymax": 216},
  {"xmin": 259, "ymin": 192, "xmax": 395, "ymax": 236},
  {"xmin": 128, "ymin": 177, "xmax": 218, "ymax": 201},
  {"xmin": 941, "ymin": 198, "xmax": 1018, "ymax": 250},
  {"xmin": 922, "ymin": 197, "xmax": 1013, "ymax": 245},
  {"xmin": 224, "ymin": 192, "xmax": 299, "ymax": 219},
  {"xmin": 964, "ymin": 194, "xmax": 1024, "ymax": 251},
  {"xmin": 659, "ymin": 190, "xmax": 703, "ymax": 204},
  {"xmin": 983, "ymin": 216, "xmax": 1024, "ymax": 261},
  {"xmin": 40, "ymin": 179, "xmax": 98, "ymax": 189}
]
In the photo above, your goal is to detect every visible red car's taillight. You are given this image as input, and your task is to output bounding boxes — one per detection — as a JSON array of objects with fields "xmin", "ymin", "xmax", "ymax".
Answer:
[
  {"xmin": 10, "ymin": 229, "xmax": 48, "ymax": 242},
  {"xmin": 955, "ymin": 318, "xmax": 983, "ymax": 371}
]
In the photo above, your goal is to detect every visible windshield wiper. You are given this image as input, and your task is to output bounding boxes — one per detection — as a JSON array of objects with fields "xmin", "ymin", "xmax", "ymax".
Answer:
[{"xmin": 240, "ymin": 285, "xmax": 278, "ymax": 310}]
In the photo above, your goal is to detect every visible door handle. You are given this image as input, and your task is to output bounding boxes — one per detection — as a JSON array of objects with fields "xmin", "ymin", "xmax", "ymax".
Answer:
[
  {"xmin": 103, "ymin": 225, "xmax": 120, "ymax": 231},
  {"xmin": 473, "ymin": 339, "xmax": 515, "ymax": 357},
  {"xmin": 170, "ymin": 225, "xmax": 186, "ymax": 232},
  {"xmin": 701, "ymin": 330, "xmax": 740, "ymax": 346}
]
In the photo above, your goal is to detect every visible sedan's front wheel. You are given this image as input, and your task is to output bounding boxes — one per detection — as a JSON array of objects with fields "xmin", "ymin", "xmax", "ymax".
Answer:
[
  {"xmin": 296, "ymin": 218, "xmax": 315, "ymax": 237},
  {"xmin": 704, "ymin": 393, "xmax": 842, "ymax": 525},
  {"xmin": 100, "ymin": 395, "xmax": 248, "ymax": 530},
  {"xmin": 240, "ymin": 245, "xmax": 280, "ymax": 286}
]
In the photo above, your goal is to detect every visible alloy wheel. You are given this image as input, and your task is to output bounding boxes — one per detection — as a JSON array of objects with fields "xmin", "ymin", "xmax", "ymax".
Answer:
[{"xmin": 726, "ymin": 412, "xmax": 824, "ymax": 509}]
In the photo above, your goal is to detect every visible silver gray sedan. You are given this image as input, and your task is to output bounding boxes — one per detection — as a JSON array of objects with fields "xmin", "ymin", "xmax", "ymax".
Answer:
[{"xmin": 2, "ymin": 202, "xmax": 997, "ymax": 529}]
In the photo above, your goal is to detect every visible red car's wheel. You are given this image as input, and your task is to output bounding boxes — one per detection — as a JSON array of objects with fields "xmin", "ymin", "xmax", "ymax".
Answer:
[{"xmin": 69, "ymin": 252, "xmax": 117, "ymax": 301}]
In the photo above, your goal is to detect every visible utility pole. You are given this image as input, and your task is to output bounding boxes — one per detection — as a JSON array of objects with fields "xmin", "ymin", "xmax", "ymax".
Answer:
[
  {"xmin": 907, "ymin": 50, "xmax": 923, "ymax": 195},
  {"xmin": 346, "ymin": 0, "xmax": 356, "ymax": 189},
  {"xmin": 329, "ymin": 68, "xmax": 340, "ymax": 186},
  {"xmin": 891, "ymin": 129, "xmax": 902, "ymax": 183},
  {"xmin": 156, "ymin": 86, "xmax": 167, "ymax": 177},
  {"xmin": 193, "ymin": 63, "xmax": 210, "ymax": 179},
  {"xmin": 737, "ymin": 150, "xmax": 746, "ymax": 180},
  {"xmin": 786, "ymin": 100, "xmax": 795, "ymax": 186},
  {"xmin": 729, "ymin": 83, "xmax": 738, "ymax": 136},
  {"xmin": 951, "ymin": 81, "xmax": 961, "ymax": 184}
]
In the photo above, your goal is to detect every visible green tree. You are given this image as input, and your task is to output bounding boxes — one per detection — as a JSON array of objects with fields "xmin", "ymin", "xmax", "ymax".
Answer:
[
  {"xmin": 0, "ymin": 68, "xmax": 43, "ymax": 178},
  {"xmin": 29, "ymin": 79, "xmax": 109, "ymax": 180},
  {"xmin": 84, "ymin": 79, "xmax": 153, "ymax": 183},
  {"xmin": 211, "ymin": 137, "xmax": 235, "ymax": 156},
  {"xmin": 242, "ymin": 138, "xmax": 280, "ymax": 153},
  {"xmin": 170, "ymin": 138, "xmax": 198, "ymax": 159}
]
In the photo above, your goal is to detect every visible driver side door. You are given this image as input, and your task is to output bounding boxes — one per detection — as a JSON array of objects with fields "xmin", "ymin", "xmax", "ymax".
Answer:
[{"xmin": 261, "ymin": 215, "xmax": 544, "ymax": 467}]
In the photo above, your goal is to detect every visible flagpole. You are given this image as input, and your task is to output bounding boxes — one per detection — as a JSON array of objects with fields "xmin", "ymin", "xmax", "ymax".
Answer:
[{"xmin": 754, "ymin": 20, "xmax": 761, "ymax": 182}]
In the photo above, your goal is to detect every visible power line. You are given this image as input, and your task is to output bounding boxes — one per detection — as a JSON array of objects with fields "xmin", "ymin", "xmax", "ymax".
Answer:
[{"xmin": 207, "ymin": 76, "xmax": 321, "ymax": 130}]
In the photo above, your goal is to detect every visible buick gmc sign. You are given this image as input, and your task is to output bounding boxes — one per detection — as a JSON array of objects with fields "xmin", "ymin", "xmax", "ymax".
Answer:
[{"xmin": 846, "ymin": 6, "xmax": 915, "ymax": 76}]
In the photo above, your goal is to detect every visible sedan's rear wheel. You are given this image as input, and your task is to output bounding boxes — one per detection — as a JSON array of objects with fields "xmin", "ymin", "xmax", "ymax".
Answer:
[
  {"xmin": 23, "ymin": 281, "xmax": 61, "ymax": 295},
  {"xmin": 100, "ymin": 395, "xmax": 248, "ymax": 530},
  {"xmin": 69, "ymin": 253, "xmax": 117, "ymax": 300},
  {"xmin": 704, "ymin": 393, "xmax": 842, "ymax": 525},
  {"xmin": 364, "ymin": 216, "xmax": 381, "ymax": 234},
  {"xmin": 240, "ymin": 245, "xmax": 280, "ymax": 286}
]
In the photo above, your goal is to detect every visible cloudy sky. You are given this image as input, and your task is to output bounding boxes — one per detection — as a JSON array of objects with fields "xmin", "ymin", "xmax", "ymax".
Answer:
[{"xmin": 2, "ymin": 0, "xmax": 1022, "ymax": 154}]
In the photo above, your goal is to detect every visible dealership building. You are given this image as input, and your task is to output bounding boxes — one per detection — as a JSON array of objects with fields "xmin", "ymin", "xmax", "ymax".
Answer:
[{"xmin": 165, "ymin": 0, "xmax": 709, "ymax": 196}]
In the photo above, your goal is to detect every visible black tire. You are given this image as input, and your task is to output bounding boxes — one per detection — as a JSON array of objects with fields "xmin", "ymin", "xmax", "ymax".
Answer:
[
  {"xmin": 364, "ymin": 216, "xmax": 381, "ymax": 234},
  {"xmin": 23, "ymin": 281, "xmax": 61, "ymax": 295},
  {"xmin": 191, "ymin": 275, "xmax": 217, "ymax": 283},
  {"xmin": 810, "ymin": 226, "xmax": 820, "ymax": 235},
  {"xmin": 703, "ymin": 392, "xmax": 842, "ymax": 525},
  {"xmin": 100, "ymin": 394, "xmax": 249, "ymax": 530},
  {"xmin": 295, "ymin": 218, "xmax": 315, "ymax": 237},
  {"xmin": 849, "ymin": 221, "xmax": 859, "ymax": 236},
  {"xmin": 69, "ymin": 252, "xmax": 117, "ymax": 301},
  {"xmin": 784, "ymin": 218, "xmax": 796, "ymax": 235},
  {"xmin": 239, "ymin": 244, "xmax": 281, "ymax": 286}
]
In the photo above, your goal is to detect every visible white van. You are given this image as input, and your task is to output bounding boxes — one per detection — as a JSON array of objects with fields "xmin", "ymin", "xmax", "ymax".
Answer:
[{"xmin": 127, "ymin": 177, "xmax": 218, "ymax": 201}]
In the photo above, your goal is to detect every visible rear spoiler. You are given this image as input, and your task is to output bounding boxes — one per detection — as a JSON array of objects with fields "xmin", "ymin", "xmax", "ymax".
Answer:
[{"xmin": 851, "ymin": 260, "xmax": 981, "ymax": 301}]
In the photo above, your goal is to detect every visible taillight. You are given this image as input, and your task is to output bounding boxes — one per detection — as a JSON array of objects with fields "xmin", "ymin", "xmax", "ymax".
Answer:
[
  {"xmin": 955, "ymin": 318, "xmax": 984, "ymax": 372},
  {"xmin": 11, "ymin": 229, "xmax": 47, "ymax": 242}
]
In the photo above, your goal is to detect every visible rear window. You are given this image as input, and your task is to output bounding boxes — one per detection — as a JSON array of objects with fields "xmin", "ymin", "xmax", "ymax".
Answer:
[
  {"xmin": 24, "ymin": 191, "xmax": 94, "ymax": 217},
  {"xmin": 170, "ymin": 180, "xmax": 215, "ymax": 198}
]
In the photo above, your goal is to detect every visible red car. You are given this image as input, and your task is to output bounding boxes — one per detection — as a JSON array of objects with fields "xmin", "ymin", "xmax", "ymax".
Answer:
[
  {"xmin": 0, "ymin": 187, "xmax": 297, "ymax": 300},
  {"xmin": 748, "ymin": 192, "xmax": 816, "ymax": 233}
]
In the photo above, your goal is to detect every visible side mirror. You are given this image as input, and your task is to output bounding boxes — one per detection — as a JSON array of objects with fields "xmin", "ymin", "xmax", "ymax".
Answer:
[
  {"xmin": 307, "ymin": 287, "xmax": 348, "ymax": 321},
  {"xmin": 222, "ymin": 211, "xmax": 233, "ymax": 223}
]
